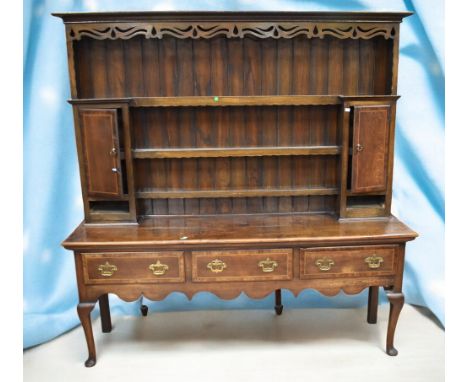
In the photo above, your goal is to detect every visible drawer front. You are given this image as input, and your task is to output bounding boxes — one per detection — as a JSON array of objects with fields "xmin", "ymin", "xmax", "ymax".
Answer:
[
  {"xmin": 192, "ymin": 249, "xmax": 293, "ymax": 282},
  {"xmin": 300, "ymin": 245, "xmax": 396, "ymax": 279},
  {"xmin": 82, "ymin": 252, "xmax": 185, "ymax": 284}
]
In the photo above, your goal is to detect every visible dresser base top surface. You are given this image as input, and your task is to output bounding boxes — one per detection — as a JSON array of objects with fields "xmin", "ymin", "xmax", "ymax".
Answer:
[{"xmin": 63, "ymin": 213, "xmax": 417, "ymax": 250}]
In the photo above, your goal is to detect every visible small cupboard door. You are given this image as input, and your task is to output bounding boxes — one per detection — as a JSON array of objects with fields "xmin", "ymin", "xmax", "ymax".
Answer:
[
  {"xmin": 79, "ymin": 108, "xmax": 122, "ymax": 198},
  {"xmin": 351, "ymin": 105, "xmax": 390, "ymax": 193}
]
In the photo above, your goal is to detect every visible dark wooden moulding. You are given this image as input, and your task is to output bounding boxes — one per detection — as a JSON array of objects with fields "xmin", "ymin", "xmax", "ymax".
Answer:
[{"xmin": 54, "ymin": 11, "xmax": 416, "ymax": 367}]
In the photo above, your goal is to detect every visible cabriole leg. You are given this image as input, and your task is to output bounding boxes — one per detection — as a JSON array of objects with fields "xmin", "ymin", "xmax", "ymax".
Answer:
[
  {"xmin": 275, "ymin": 289, "xmax": 283, "ymax": 315},
  {"xmin": 367, "ymin": 286, "xmax": 379, "ymax": 324},
  {"xmin": 385, "ymin": 291, "xmax": 405, "ymax": 356},
  {"xmin": 77, "ymin": 302, "xmax": 97, "ymax": 367},
  {"xmin": 98, "ymin": 294, "xmax": 112, "ymax": 333}
]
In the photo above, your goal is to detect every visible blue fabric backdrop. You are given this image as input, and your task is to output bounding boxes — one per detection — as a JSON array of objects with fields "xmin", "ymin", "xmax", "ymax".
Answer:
[{"xmin": 23, "ymin": 0, "xmax": 444, "ymax": 348}]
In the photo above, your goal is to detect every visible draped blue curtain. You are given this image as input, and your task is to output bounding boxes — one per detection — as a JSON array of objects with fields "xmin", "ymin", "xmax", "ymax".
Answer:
[{"xmin": 23, "ymin": 0, "xmax": 444, "ymax": 348}]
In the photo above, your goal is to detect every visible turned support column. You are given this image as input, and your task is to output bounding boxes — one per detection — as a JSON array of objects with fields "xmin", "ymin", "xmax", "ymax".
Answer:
[
  {"xmin": 385, "ymin": 290, "xmax": 405, "ymax": 356},
  {"xmin": 77, "ymin": 302, "xmax": 97, "ymax": 367},
  {"xmin": 139, "ymin": 296, "xmax": 149, "ymax": 317},
  {"xmin": 98, "ymin": 294, "xmax": 112, "ymax": 333},
  {"xmin": 367, "ymin": 286, "xmax": 379, "ymax": 324},
  {"xmin": 140, "ymin": 304, "xmax": 149, "ymax": 316},
  {"xmin": 274, "ymin": 289, "xmax": 283, "ymax": 315}
]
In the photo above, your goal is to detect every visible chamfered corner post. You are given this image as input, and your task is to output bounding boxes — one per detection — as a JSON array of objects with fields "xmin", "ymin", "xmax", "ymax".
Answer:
[
  {"xmin": 385, "ymin": 290, "xmax": 405, "ymax": 356},
  {"xmin": 275, "ymin": 289, "xmax": 283, "ymax": 315},
  {"xmin": 77, "ymin": 302, "xmax": 98, "ymax": 367},
  {"xmin": 367, "ymin": 286, "xmax": 379, "ymax": 324}
]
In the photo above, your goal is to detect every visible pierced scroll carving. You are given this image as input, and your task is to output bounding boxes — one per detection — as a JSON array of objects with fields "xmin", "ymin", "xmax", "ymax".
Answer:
[
  {"xmin": 84, "ymin": 285, "xmax": 369, "ymax": 302},
  {"xmin": 67, "ymin": 22, "xmax": 397, "ymax": 41}
]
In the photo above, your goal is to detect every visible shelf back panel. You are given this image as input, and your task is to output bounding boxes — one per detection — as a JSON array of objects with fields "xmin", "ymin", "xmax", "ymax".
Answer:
[
  {"xmin": 131, "ymin": 105, "xmax": 339, "ymax": 149},
  {"xmin": 137, "ymin": 195, "xmax": 337, "ymax": 216},
  {"xmin": 73, "ymin": 35, "xmax": 393, "ymax": 98},
  {"xmin": 134, "ymin": 156, "xmax": 337, "ymax": 192}
]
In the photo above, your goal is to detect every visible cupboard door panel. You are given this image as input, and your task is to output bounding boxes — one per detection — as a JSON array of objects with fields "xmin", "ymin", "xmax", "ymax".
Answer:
[
  {"xmin": 79, "ymin": 109, "xmax": 122, "ymax": 198},
  {"xmin": 351, "ymin": 105, "xmax": 390, "ymax": 193}
]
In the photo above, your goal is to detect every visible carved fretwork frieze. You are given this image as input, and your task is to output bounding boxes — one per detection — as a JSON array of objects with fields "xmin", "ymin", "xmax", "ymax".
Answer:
[{"xmin": 67, "ymin": 22, "xmax": 397, "ymax": 41}]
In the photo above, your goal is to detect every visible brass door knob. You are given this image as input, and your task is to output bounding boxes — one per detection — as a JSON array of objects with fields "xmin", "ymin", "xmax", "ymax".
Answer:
[{"xmin": 355, "ymin": 144, "xmax": 364, "ymax": 152}]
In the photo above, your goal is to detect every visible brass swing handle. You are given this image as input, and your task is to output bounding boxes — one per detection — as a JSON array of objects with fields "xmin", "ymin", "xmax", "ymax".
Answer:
[
  {"xmin": 207, "ymin": 259, "xmax": 227, "ymax": 273},
  {"xmin": 149, "ymin": 260, "xmax": 169, "ymax": 276},
  {"xmin": 98, "ymin": 261, "xmax": 118, "ymax": 277},
  {"xmin": 364, "ymin": 255, "xmax": 384, "ymax": 269},
  {"xmin": 315, "ymin": 258, "xmax": 335, "ymax": 271},
  {"xmin": 258, "ymin": 258, "xmax": 278, "ymax": 273}
]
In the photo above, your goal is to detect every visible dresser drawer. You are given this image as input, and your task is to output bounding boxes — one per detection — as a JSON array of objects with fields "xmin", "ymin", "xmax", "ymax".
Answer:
[
  {"xmin": 300, "ymin": 245, "xmax": 396, "ymax": 279},
  {"xmin": 82, "ymin": 252, "xmax": 185, "ymax": 284},
  {"xmin": 192, "ymin": 249, "xmax": 293, "ymax": 282}
]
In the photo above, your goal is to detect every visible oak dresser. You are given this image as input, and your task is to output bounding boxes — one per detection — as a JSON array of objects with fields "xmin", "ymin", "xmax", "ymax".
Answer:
[{"xmin": 53, "ymin": 11, "xmax": 417, "ymax": 367}]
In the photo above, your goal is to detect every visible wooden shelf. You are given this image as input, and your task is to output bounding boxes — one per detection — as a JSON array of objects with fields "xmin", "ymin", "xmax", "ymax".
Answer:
[
  {"xmin": 86, "ymin": 95, "xmax": 342, "ymax": 107},
  {"xmin": 88, "ymin": 195, "xmax": 130, "ymax": 201},
  {"xmin": 131, "ymin": 95, "xmax": 341, "ymax": 107},
  {"xmin": 69, "ymin": 95, "xmax": 399, "ymax": 107},
  {"xmin": 346, "ymin": 191, "xmax": 386, "ymax": 197},
  {"xmin": 136, "ymin": 188, "xmax": 339, "ymax": 199},
  {"xmin": 133, "ymin": 146, "xmax": 341, "ymax": 159}
]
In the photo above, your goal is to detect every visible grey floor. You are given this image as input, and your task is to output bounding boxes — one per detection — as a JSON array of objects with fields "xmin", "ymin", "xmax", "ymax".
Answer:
[{"xmin": 24, "ymin": 304, "xmax": 444, "ymax": 382}]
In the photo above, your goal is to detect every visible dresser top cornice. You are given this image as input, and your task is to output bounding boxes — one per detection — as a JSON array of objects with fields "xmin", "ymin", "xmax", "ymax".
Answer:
[{"xmin": 52, "ymin": 10, "xmax": 413, "ymax": 23}]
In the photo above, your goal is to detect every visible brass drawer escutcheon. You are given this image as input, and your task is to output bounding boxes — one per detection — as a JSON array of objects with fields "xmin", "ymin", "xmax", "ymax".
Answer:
[
  {"xmin": 315, "ymin": 258, "xmax": 335, "ymax": 271},
  {"xmin": 258, "ymin": 258, "xmax": 278, "ymax": 273},
  {"xmin": 207, "ymin": 259, "xmax": 227, "ymax": 273},
  {"xmin": 97, "ymin": 261, "xmax": 118, "ymax": 277},
  {"xmin": 365, "ymin": 255, "xmax": 384, "ymax": 269},
  {"xmin": 149, "ymin": 260, "xmax": 169, "ymax": 276}
]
